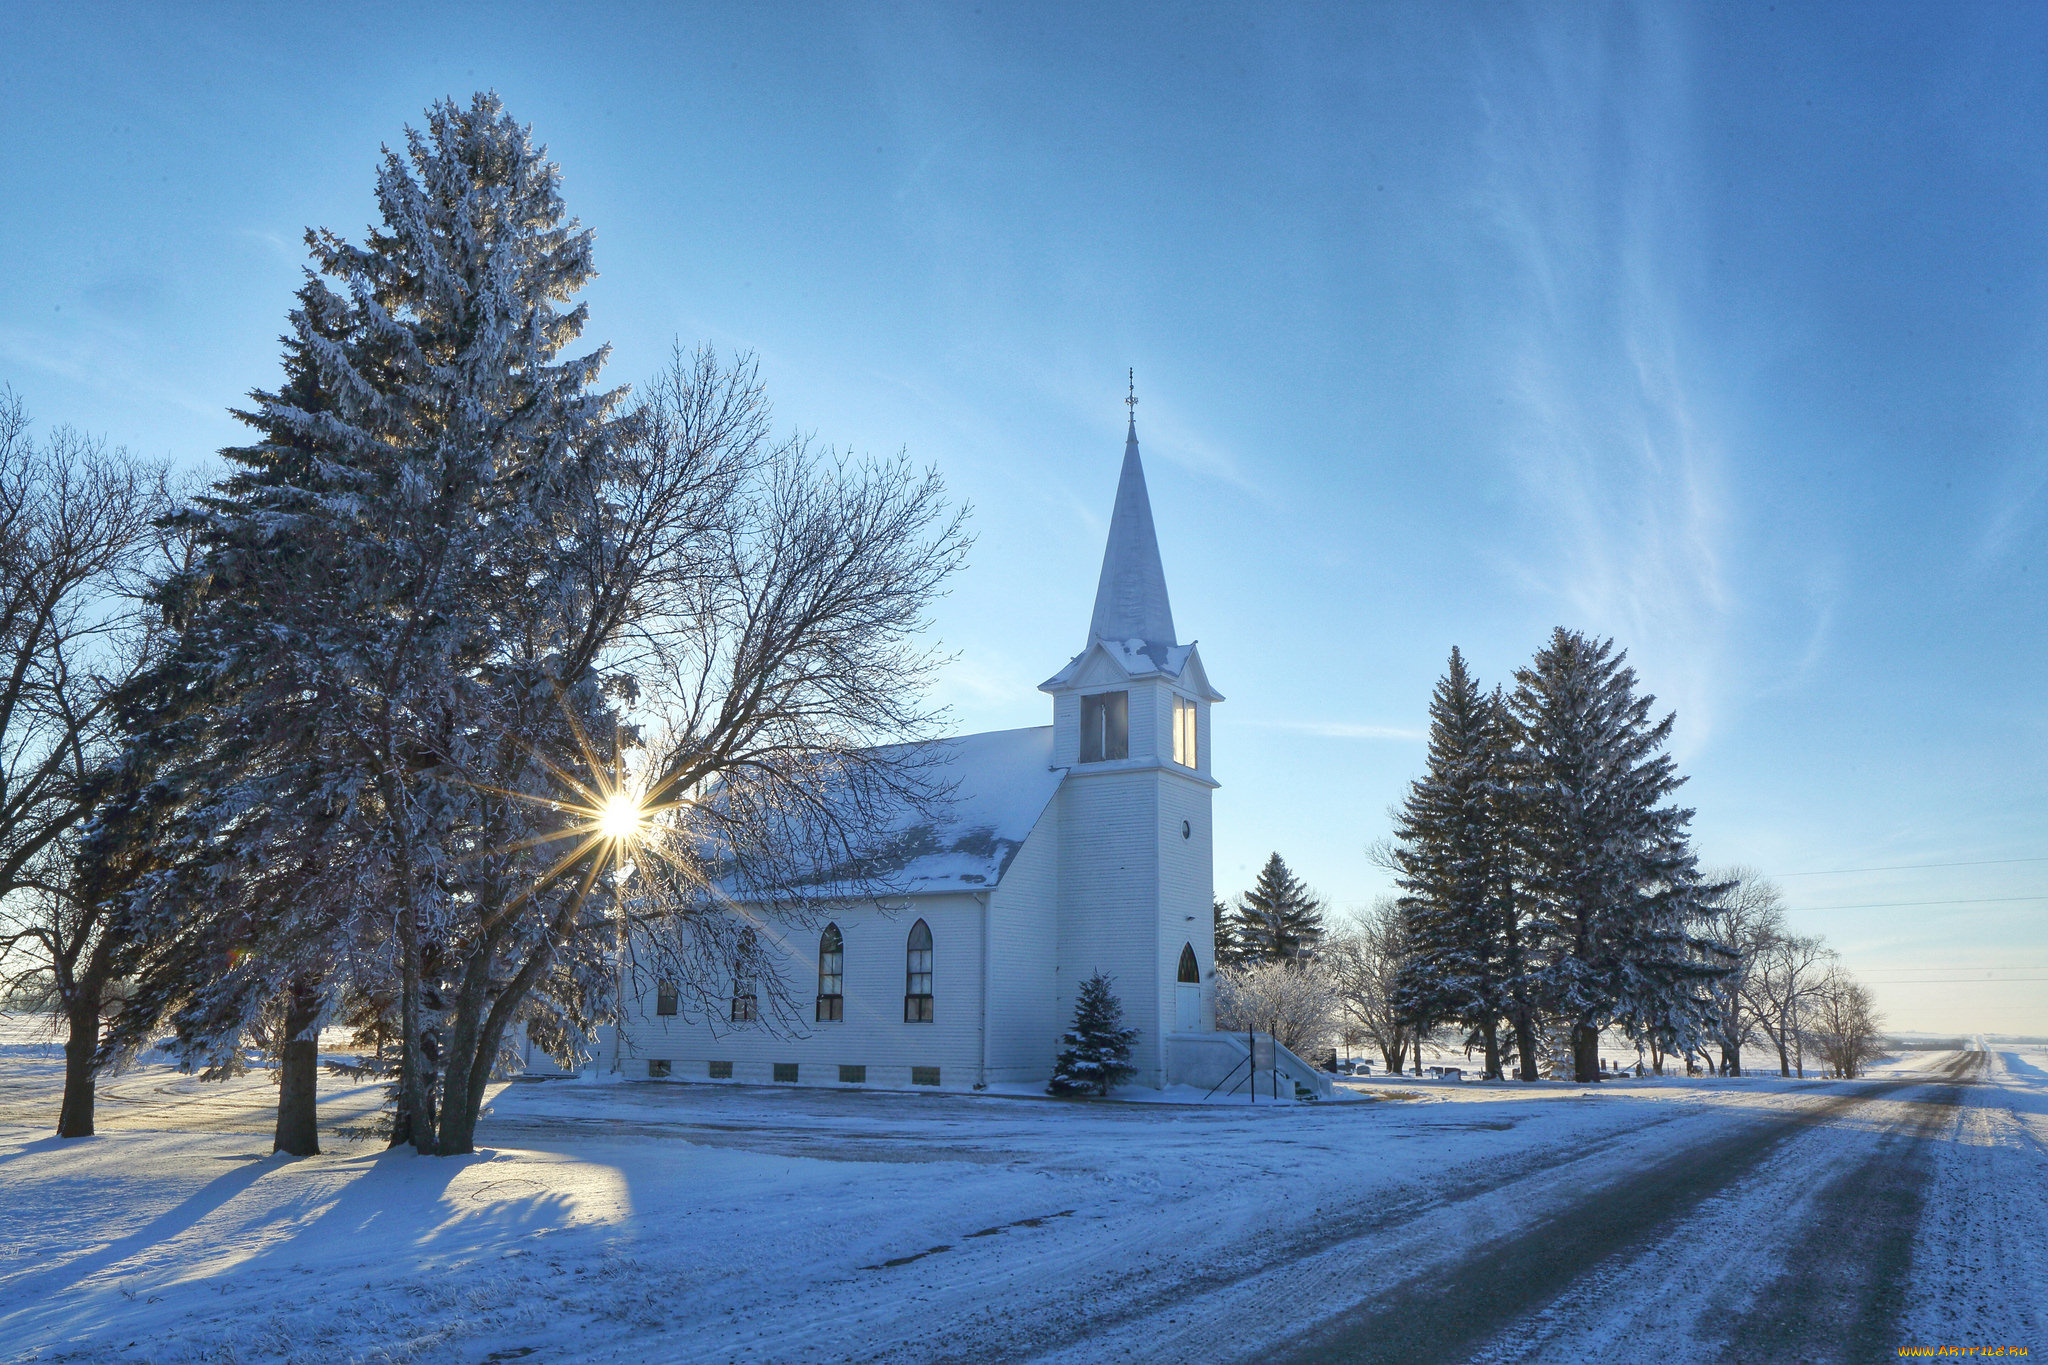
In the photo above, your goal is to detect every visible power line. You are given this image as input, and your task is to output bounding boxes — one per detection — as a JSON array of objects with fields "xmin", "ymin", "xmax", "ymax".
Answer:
[
  {"xmin": 1858, "ymin": 966, "xmax": 2048, "ymax": 973},
  {"xmin": 1773, "ymin": 855, "xmax": 2048, "ymax": 877},
  {"xmin": 1788, "ymin": 894, "xmax": 2045, "ymax": 911},
  {"xmin": 1864, "ymin": 977, "xmax": 2048, "ymax": 985}
]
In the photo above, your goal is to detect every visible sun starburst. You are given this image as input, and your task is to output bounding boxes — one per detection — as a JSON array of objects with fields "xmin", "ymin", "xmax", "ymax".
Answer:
[
  {"xmin": 455, "ymin": 691, "xmax": 711, "ymax": 923},
  {"xmin": 597, "ymin": 790, "xmax": 646, "ymax": 843}
]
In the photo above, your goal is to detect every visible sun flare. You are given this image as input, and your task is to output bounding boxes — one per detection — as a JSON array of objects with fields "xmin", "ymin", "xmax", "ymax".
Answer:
[{"xmin": 598, "ymin": 791, "xmax": 645, "ymax": 842}]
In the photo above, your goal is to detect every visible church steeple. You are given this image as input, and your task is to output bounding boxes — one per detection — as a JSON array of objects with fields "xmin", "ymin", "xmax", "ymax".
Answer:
[
  {"xmin": 1041, "ymin": 384, "xmax": 1218, "ymax": 702},
  {"xmin": 1087, "ymin": 399, "xmax": 1177, "ymax": 650}
]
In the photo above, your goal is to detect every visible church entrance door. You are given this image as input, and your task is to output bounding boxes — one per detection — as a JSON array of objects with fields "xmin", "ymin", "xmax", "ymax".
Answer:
[{"xmin": 1175, "ymin": 982, "xmax": 1201, "ymax": 1032}]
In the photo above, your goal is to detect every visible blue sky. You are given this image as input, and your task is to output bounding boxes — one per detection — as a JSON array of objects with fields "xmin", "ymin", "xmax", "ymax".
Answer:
[{"xmin": 3, "ymin": 3, "xmax": 2042, "ymax": 1034}]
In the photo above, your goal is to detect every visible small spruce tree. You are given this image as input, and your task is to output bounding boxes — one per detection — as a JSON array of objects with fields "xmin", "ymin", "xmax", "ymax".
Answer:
[
  {"xmin": 1048, "ymin": 972, "xmax": 1140, "ymax": 1097},
  {"xmin": 1226, "ymin": 853, "xmax": 1327, "ymax": 962}
]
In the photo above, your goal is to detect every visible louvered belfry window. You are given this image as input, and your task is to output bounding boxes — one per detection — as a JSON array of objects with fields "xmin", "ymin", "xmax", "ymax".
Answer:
[{"xmin": 1079, "ymin": 691, "xmax": 1128, "ymax": 762}]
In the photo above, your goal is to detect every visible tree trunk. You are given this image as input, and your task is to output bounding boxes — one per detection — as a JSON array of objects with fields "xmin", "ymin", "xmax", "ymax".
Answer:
[
  {"xmin": 1481, "ymin": 1018, "xmax": 1502, "ymax": 1081},
  {"xmin": 1513, "ymin": 1010, "xmax": 1539, "ymax": 1082},
  {"xmin": 1572, "ymin": 1022, "xmax": 1601, "ymax": 1083},
  {"xmin": 273, "ymin": 975, "xmax": 323, "ymax": 1156},
  {"xmin": 391, "ymin": 915, "xmax": 430, "ymax": 1152},
  {"xmin": 57, "ymin": 993, "xmax": 102, "ymax": 1139},
  {"xmin": 432, "ymin": 949, "xmax": 500, "ymax": 1157}
]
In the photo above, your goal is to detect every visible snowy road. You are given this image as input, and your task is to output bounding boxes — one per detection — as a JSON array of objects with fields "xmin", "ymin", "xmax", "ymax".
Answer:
[
  {"xmin": 1276, "ymin": 1052, "xmax": 1999, "ymax": 1363},
  {"xmin": 1, "ymin": 1035, "xmax": 2042, "ymax": 1363}
]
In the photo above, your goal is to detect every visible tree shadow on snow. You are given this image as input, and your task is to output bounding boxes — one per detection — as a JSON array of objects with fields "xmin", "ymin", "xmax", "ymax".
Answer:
[
  {"xmin": 1993, "ymin": 1052, "xmax": 2048, "ymax": 1119},
  {"xmin": 218, "ymin": 1145, "xmax": 585, "ymax": 1283},
  {"xmin": 0, "ymin": 1151, "xmax": 281, "ymax": 1318},
  {"xmin": 0, "ymin": 1133, "xmax": 100, "ymax": 1169}
]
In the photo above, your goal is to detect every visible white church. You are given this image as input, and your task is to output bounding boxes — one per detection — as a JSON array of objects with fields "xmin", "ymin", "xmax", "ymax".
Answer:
[{"xmin": 612, "ymin": 411, "xmax": 1330, "ymax": 1098}]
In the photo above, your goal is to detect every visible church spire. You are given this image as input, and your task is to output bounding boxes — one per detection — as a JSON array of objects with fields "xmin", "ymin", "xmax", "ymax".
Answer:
[{"xmin": 1088, "ymin": 379, "xmax": 1177, "ymax": 649}]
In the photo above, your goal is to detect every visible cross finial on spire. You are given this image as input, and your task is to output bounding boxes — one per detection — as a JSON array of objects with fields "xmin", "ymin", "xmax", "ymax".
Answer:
[{"xmin": 1126, "ymin": 369, "xmax": 1138, "ymax": 424}]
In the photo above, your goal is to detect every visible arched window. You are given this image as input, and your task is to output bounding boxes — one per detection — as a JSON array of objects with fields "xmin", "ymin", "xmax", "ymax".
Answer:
[
  {"xmin": 904, "ymin": 919, "xmax": 934, "ymax": 1022},
  {"xmin": 731, "ymin": 931, "xmax": 758, "ymax": 1023},
  {"xmin": 817, "ymin": 924, "xmax": 844, "ymax": 1022},
  {"xmin": 1175, "ymin": 942, "xmax": 1202, "ymax": 1032}
]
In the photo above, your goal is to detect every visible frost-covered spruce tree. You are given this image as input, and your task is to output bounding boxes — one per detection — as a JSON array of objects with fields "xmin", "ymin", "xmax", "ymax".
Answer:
[
  {"xmin": 1047, "ymin": 972, "xmax": 1139, "ymax": 1097},
  {"xmin": 294, "ymin": 94, "xmax": 630, "ymax": 1156},
  {"xmin": 1224, "ymin": 853, "xmax": 1327, "ymax": 963},
  {"xmin": 98, "ymin": 272, "xmax": 379, "ymax": 1156},
  {"xmin": 1507, "ymin": 629, "xmax": 1728, "ymax": 1083},
  {"xmin": 121, "ymin": 94, "xmax": 968, "ymax": 1159},
  {"xmin": 1390, "ymin": 650, "xmax": 1535, "ymax": 1081},
  {"xmin": 111, "ymin": 93, "xmax": 628, "ymax": 1156}
]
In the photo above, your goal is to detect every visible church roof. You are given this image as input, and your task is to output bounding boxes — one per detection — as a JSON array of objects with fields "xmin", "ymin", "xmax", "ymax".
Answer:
[
  {"xmin": 1087, "ymin": 419, "xmax": 1177, "ymax": 651},
  {"xmin": 1038, "ymin": 638, "xmax": 1220, "ymax": 697},
  {"xmin": 828, "ymin": 725, "xmax": 1063, "ymax": 896}
]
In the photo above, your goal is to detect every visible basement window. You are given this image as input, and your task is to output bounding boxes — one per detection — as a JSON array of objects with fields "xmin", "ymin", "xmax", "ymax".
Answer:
[
  {"xmin": 1079, "ymin": 691, "xmax": 1128, "ymax": 762},
  {"xmin": 774, "ymin": 1063, "xmax": 799, "ymax": 1083},
  {"xmin": 911, "ymin": 1066, "xmax": 941, "ymax": 1087},
  {"xmin": 647, "ymin": 1059, "xmax": 671, "ymax": 1078},
  {"xmin": 839, "ymin": 1065, "xmax": 866, "ymax": 1084},
  {"xmin": 708, "ymin": 1060, "xmax": 732, "ymax": 1079}
]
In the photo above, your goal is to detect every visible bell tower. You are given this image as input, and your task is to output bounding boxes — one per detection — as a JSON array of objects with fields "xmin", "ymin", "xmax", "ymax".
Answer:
[{"xmin": 1041, "ymin": 386, "xmax": 1223, "ymax": 1086}]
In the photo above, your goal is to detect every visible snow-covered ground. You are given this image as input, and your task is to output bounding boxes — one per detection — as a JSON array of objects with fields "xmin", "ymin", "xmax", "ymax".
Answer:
[{"xmin": 1, "ymin": 1017, "xmax": 2042, "ymax": 1363}]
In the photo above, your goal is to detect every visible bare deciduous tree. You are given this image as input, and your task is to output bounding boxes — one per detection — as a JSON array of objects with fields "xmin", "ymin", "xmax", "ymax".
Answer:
[
  {"xmin": 1698, "ymin": 867, "xmax": 1786, "ymax": 1077},
  {"xmin": 1747, "ymin": 930, "xmax": 1834, "ymax": 1078},
  {"xmin": 1805, "ymin": 966, "xmax": 1884, "ymax": 1078},
  {"xmin": 1325, "ymin": 897, "xmax": 1416, "ymax": 1075},
  {"xmin": 0, "ymin": 391, "xmax": 171, "ymax": 1138}
]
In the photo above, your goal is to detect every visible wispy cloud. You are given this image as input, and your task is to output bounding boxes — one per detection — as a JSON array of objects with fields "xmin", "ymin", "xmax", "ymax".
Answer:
[
  {"xmin": 1974, "ymin": 452, "xmax": 2047, "ymax": 569},
  {"xmin": 0, "ymin": 323, "xmax": 220, "ymax": 423},
  {"xmin": 1472, "ymin": 9, "xmax": 1736, "ymax": 754}
]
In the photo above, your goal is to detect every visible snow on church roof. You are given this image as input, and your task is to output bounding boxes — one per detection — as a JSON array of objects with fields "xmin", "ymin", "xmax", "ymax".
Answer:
[
  {"xmin": 849, "ymin": 725, "xmax": 1063, "ymax": 895},
  {"xmin": 1040, "ymin": 638, "xmax": 1203, "ymax": 690}
]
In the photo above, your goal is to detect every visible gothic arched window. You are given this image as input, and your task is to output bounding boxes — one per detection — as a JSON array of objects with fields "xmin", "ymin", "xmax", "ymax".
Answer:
[
  {"xmin": 817, "ymin": 924, "xmax": 844, "ymax": 1022},
  {"xmin": 731, "ymin": 931, "xmax": 758, "ymax": 1023},
  {"xmin": 904, "ymin": 919, "xmax": 934, "ymax": 1022},
  {"xmin": 1175, "ymin": 942, "xmax": 1203, "ymax": 1032}
]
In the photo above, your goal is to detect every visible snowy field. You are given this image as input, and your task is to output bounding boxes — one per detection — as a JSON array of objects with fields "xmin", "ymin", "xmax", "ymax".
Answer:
[{"xmin": 1, "ymin": 1020, "xmax": 2043, "ymax": 1364}]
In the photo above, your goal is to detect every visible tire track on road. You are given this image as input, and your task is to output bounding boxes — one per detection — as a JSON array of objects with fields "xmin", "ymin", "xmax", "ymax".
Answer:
[
  {"xmin": 1270, "ymin": 1066, "xmax": 1965, "ymax": 1365},
  {"xmin": 1710, "ymin": 1078, "xmax": 1965, "ymax": 1363}
]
